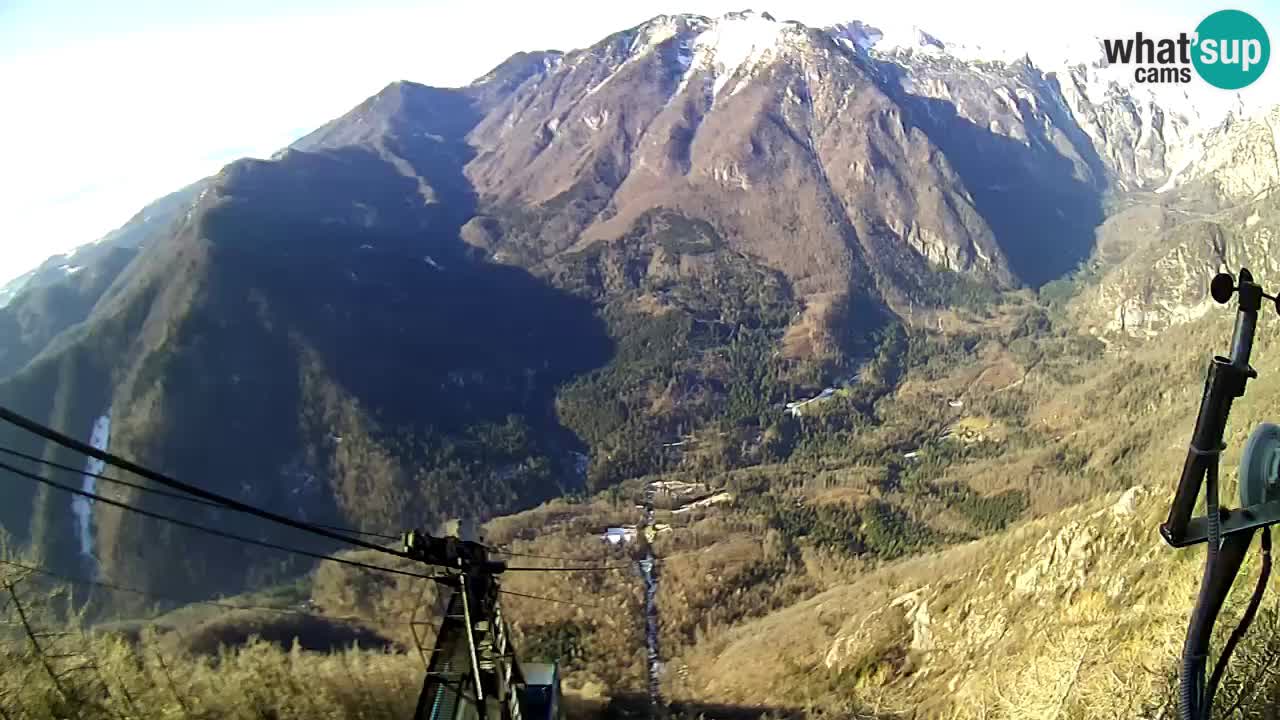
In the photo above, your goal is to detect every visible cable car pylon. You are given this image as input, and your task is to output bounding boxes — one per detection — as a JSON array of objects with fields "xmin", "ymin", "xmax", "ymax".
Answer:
[{"xmin": 402, "ymin": 529, "xmax": 563, "ymax": 720}]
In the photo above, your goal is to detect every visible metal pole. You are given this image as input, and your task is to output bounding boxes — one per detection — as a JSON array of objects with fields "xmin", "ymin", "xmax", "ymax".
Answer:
[{"xmin": 460, "ymin": 575, "xmax": 486, "ymax": 713}]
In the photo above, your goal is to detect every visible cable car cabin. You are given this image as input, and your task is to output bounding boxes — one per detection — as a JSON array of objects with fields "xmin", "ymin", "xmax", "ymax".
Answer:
[
  {"xmin": 416, "ymin": 656, "xmax": 563, "ymax": 720},
  {"xmin": 516, "ymin": 662, "xmax": 563, "ymax": 720}
]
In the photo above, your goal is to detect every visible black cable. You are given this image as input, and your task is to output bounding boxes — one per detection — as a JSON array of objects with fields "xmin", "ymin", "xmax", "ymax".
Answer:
[
  {"xmin": 0, "ymin": 445, "xmax": 400, "ymax": 541},
  {"xmin": 294, "ymin": 525, "xmax": 398, "ymax": 542},
  {"xmin": 503, "ymin": 563, "xmax": 634, "ymax": 572},
  {"xmin": 0, "ymin": 460, "xmax": 441, "ymax": 583},
  {"xmin": 1, "ymin": 562, "xmax": 592, "ymax": 631},
  {"xmin": 497, "ymin": 589, "xmax": 599, "ymax": 608},
  {"xmin": 0, "ymin": 407, "xmax": 629, "ymax": 629},
  {"xmin": 486, "ymin": 543, "xmax": 627, "ymax": 561},
  {"xmin": 487, "ymin": 545, "xmax": 621, "ymax": 562},
  {"xmin": 487, "ymin": 546, "xmax": 582, "ymax": 561},
  {"xmin": 0, "ymin": 406, "xmax": 416, "ymax": 561},
  {"xmin": 0, "ymin": 558, "xmax": 361, "ymax": 624},
  {"xmin": 1206, "ymin": 527, "xmax": 1273, "ymax": 714},
  {"xmin": 0, "ymin": 409, "xmax": 628, "ymax": 582}
]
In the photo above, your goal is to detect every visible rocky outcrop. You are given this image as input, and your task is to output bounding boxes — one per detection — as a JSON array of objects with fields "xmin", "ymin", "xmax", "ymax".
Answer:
[
  {"xmin": 1157, "ymin": 106, "xmax": 1280, "ymax": 200},
  {"xmin": 690, "ymin": 484, "xmax": 1207, "ymax": 717},
  {"xmin": 1067, "ymin": 105, "xmax": 1280, "ymax": 339},
  {"xmin": 1009, "ymin": 520, "xmax": 1101, "ymax": 600}
]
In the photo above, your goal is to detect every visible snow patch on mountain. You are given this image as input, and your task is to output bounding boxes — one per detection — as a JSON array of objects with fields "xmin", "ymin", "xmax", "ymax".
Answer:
[
  {"xmin": 584, "ymin": 15, "xmax": 711, "ymax": 99},
  {"xmin": 610, "ymin": 11, "xmax": 805, "ymax": 102},
  {"xmin": 629, "ymin": 15, "xmax": 701, "ymax": 54},
  {"xmin": 827, "ymin": 21, "xmax": 879, "ymax": 53},
  {"xmin": 835, "ymin": 19, "xmax": 1026, "ymax": 64},
  {"xmin": 689, "ymin": 11, "xmax": 791, "ymax": 97}
]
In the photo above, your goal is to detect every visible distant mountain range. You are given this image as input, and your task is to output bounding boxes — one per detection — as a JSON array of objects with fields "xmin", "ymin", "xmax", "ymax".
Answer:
[{"xmin": 0, "ymin": 9, "xmax": 1275, "ymax": 602}]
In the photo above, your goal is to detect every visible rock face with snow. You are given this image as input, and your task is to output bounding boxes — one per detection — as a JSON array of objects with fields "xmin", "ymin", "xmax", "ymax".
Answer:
[
  {"xmin": 464, "ymin": 10, "xmax": 1020, "ymax": 310},
  {"xmin": 7, "ymin": 10, "xmax": 1254, "ymax": 377},
  {"xmin": 460, "ymin": 10, "xmax": 1271, "ymax": 299},
  {"xmin": 1053, "ymin": 64, "xmax": 1190, "ymax": 190},
  {"xmin": 0, "ymin": 273, "xmax": 32, "ymax": 310},
  {"xmin": 465, "ymin": 10, "xmax": 1158, "ymax": 298}
]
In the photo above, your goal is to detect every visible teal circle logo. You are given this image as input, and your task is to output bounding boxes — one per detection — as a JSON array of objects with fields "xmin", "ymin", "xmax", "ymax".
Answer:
[{"xmin": 1193, "ymin": 10, "xmax": 1270, "ymax": 89}]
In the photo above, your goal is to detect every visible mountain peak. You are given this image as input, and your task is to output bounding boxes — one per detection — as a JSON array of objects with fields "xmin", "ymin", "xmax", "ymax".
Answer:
[
  {"xmin": 721, "ymin": 9, "xmax": 778, "ymax": 22},
  {"xmin": 613, "ymin": 8, "xmax": 809, "ymax": 99},
  {"xmin": 469, "ymin": 50, "xmax": 564, "ymax": 89},
  {"xmin": 828, "ymin": 19, "xmax": 1027, "ymax": 65},
  {"xmin": 289, "ymin": 78, "xmax": 480, "ymax": 156}
]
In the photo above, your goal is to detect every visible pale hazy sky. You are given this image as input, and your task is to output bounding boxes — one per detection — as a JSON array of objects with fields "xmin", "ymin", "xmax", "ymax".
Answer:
[{"xmin": 0, "ymin": 0, "xmax": 1275, "ymax": 284}]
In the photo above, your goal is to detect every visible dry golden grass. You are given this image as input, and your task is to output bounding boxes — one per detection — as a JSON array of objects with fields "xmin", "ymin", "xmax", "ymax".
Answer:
[
  {"xmin": 781, "ymin": 293, "xmax": 844, "ymax": 361},
  {"xmin": 0, "ymin": 561, "xmax": 420, "ymax": 720}
]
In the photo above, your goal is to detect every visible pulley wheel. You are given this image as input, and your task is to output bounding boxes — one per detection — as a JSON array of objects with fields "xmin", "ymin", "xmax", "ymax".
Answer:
[{"xmin": 1239, "ymin": 423, "xmax": 1280, "ymax": 507}]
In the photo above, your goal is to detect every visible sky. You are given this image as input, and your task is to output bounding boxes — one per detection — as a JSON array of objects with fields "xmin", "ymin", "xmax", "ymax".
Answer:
[{"xmin": 0, "ymin": 0, "xmax": 1276, "ymax": 285}]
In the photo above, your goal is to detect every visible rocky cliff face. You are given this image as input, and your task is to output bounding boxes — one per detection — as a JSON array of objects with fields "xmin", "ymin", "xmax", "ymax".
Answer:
[
  {"xmin": 824, "ymin": 486, "xmax": 1180, "ymax": 718},
  {"xmin": 1050, "ymin": 64, "xmax": 1217, "ymax": 193},
  {"xmin": 1159, "ymin": 106, "xmax": 1280, "ymax": 200},
  {"xmin": 9, "ymin": 11, "xmax": 1247, "ymax": 375},
  {"xmin": 1069, "ymin": 106, "xmax": 1280, "ymax": 340}
]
